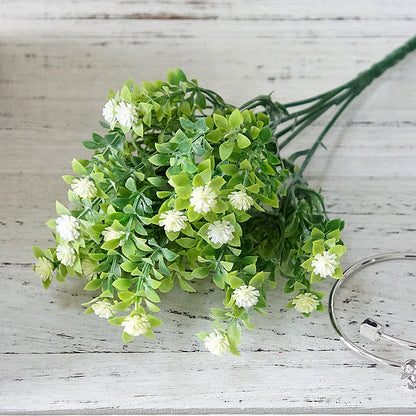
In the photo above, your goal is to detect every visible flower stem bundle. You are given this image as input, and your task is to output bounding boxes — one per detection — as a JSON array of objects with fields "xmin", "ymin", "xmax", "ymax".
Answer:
[{"xmin": 34, "ymin": 36, "xmax": 416, "ymax": 354}]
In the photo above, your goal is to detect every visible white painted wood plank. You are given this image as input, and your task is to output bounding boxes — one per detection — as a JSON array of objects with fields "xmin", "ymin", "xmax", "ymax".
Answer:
[
  {"xmin": 1, "ymin": 351, "xmax": 415, "ymax": 414},
  {"xmin": 2, "ymin": 0, "xmax": 416, "ymax": 23}
]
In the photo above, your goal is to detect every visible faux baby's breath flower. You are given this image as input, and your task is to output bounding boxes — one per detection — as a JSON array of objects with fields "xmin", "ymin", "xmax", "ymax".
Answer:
[
  {"xmin": 158, "ymin": 210, "xmax": 188, "ymax": 232},
  {"xmin": 81, "ymin": 258, "xmax": 98, "ymax": 280},
  {"xmin": 56, "ymin": 243, "xmax": 76, "ymax": 267},
  {"xmin": 102, "ymin": 227, "xmax": 125, "ymax": 243},
  {"xmin": 229, "ymin": 190, "xmax": 254, "ymax": 211},
  {"xmin": 207, "ymin": 220, "xmax": 235, "ymax": 245},
  {"xmin": 122, "ymin": 315, "xmax": 151, "ymax": 336},
  {"xmin": 312, "ymin": 251, "xmax": 339, "ymax": 278},
  {"xmin": 71, "ymin": 177, "xmax": 97, "ymax": 199},
  {"xmin": 102, "ymin": 98, "xmax": 118, "ymax": 126},
  {"xmin": 92, "ymin": 300, "xmax": 115, "ymax": 319},
  {"xmin": 190, "ymin": 185, "xmax": 217, "ymax": 214},
  {"xmin": 292, "ymin": 292, "xmax": 320, "ymax": 314},
  {"xmin": 233, "ymin": 285, "xmax": 260, "ymax": 309},
  {"xmin": 34, "ymin": 257, "xmax": 54, "ymax": 281},
  {"xmin": 115, "ymin": 101, "xmax": 137, "ymax": 128},
  {"xmin": 204, "ymin": 330, "xmax": 230, "ymax": 356},
  {"xmin": 56, "ymin": 215, "xmax": 80, "ymax": 242}
]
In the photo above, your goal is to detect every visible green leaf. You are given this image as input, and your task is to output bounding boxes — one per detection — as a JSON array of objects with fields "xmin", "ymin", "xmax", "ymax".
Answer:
[
  {"xmin": 84, "ymin": 279, "xmax": 103, "ymax": 291},
  {"xmin": 82, "ymin": 140, "xmax": 101, "ymax": 150},
  {"xmin": 180, "ymin": 117, "xmax": 194, "ymax": 130},
  {"xmin": 219, "ymin": 140, "xmax": 234, "ymax": 161},
  {"xmin": 145, "ymin": 286, "xmax": 161, "ymax": 302},
  {"xmin": 226, "ymin": 272, "xmax": 243, "ymax": 289},
  {"xmin": 191, "ymin": 267, "xmax": 211, "ymax": 279},
  {"xmin": 325, "ymin": 219, "xmax": 342, "ymax": 233},
  {"xmin": 176, "ymin": 238, "xmax": 196, "ymax": 248},
  {"xmin": 122, "ymin": 332, "xmax": 134, "ymax": 342},
  {"xmin": 113, "ymin": 300, "xmax": 132, "ymax": 311},
  {"xmin": 120, "ymin": 84, "xmax": 132, "ymax": 101},
  {"xmin": 42, "ymin": 279, "xmax": 52, "ymax": 289},
  {"xmin": 220, "ymin": 163, "xmax": 239, "ymax": 176},
  {"xmin": 33, "ymin": 246, "xmax": 44, "ymax": 259},
  {"xmin": 125, "ymin": 177, "xmax": 137, "ymax": 192},
  {"xmin": 56, "ymin": 201, "xmax": 71, "ymax": 216},
  {"xmin": 169, "ymin": 173, "xmax": 191, "ymax": 187},
  {"xmin": 149, "ymin": 154, "xmax": 171, "ymax": 166},
  {"xmin": 258, "ymin": 126, "xmax": 272, "ymax": 143},
  {"xmin": 145, "ymin": 300, "xmax": 161, "ymax": 312},
  {"xmin": 120, "ymin": 261, "xmax": 137, "ymax": 273},
  {"xmin": 210, "ymin": 308, "xmax": 228, "ymax": 319},
  {"xmin": 329, "ymin": 245, "xmax": 347, "ymax": 258},
  {"xmin": 213, "ymin": 113, "xmax": 229, "ymax": 130},
  {"xmin": 310, "ymin": 272, "xmax": 322, "ymax": 284},
  {"xmin": 112, "ymin": 278, "xmax": 133, "ymax": 291},
  {"xmin": 332, "ymin": 267, "xmax": 343, "ymax": 279},
  {"xmin": 178, "ymin": 277, "xmax": 196, "ymax": 292},
  {"xmin": 118, "ymin": 291, "xmax": 135, "ymax": 301},
  {"xmin": 147, "ymin": 314, "xmax": 163, "ymax": 327},
  {"xmin": 167, "ymin": 69, "xmax": 180, "ymax": 85},
  {"xmin": 227, "ymin": 339, "xmax": 241, "ymax": 356},
  {"xmin": 101, "ymin": 239, "xmax": 121, "ymax": 251},
  {"xmin": 175, "ymin": 186, "xmax": 192, "ymax": 199},
  {"xmin": 240, "ymin": 159, "xmax": 252, "ymax": 170},
  {"xmin": 71, "ymin": 159, "xmax": 88, "ymax": 175},
  {"xmin": 166, "ymin": 230, "xmax": 179, "ymax": 241},
  {"xmin": 147, "ymin": 176, "xmax": 168, "ymax": 186},
  {"xmin": 229, "ymin": 109, "xmax": 243, "ymax": 128},
  {"xmin": 312, "ymin": 240, "xmax": 325, "ymax": 256},
  {"xmin": 158, "ymin": 276, "xmax": 174, "ymax": 293},
  {"xmin": 311, "ymin": 228, "xmax": 325, "ymax": 240},
  {"xmin": 236, "ymin": 133, "xmax": 250, "ymax": 149},
  {"xmin": 209, "ymin": 176, "xmax": 225, "ymax": 192},
  {"xmin": 108, "ymin": 317, "xmax": 125, "ymax": 326},
  {"xmin": 249, "ymin": 271, "xmax": 266, "ymax": 288}
]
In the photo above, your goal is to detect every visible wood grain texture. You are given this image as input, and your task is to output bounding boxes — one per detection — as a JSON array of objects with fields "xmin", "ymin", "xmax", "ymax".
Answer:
[{"xmin": 1, "ymin": 0, "xmax": 416, "ymax": 414}]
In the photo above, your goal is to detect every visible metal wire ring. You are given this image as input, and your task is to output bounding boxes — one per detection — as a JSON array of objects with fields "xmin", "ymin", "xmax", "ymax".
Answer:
[{"xmin": 328, "ymin": 252, "xmax": 416, "ymax": 389}]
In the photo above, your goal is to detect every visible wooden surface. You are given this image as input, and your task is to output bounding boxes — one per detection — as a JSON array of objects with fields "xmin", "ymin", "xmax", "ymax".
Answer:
[{"xmin": 1, "ymin": 1, "xmax": 416, "ymax": 414}]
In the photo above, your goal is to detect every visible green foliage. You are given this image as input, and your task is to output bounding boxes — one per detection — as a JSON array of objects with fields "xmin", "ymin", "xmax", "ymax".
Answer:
[{"xmin": 34, "ymin": 68, "xmax": 347, "ymax": 354}]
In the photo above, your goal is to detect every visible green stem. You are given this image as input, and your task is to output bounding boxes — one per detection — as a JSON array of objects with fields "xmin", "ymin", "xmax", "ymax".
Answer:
[
  {"xmin": 297, "ymin": 93, "xmax": 357, "ymax": 177},
  {"xmin": 282, "ymin": 84, "xmax": 348, "ymax": 109},
  {"xmin": 281, "ymin": 35, "xmax": 416, "ymax": 171}
]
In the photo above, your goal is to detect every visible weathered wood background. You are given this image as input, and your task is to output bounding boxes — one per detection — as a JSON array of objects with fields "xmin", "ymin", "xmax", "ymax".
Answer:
[{"xmin": 1, "ymin": 0, "xmax": 416, "ymax": 414}]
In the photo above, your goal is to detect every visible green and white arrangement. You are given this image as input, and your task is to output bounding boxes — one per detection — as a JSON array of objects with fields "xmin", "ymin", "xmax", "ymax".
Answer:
[{"xmin": 33, "ymin": 36, "xmax": 416, "ymax": 355}]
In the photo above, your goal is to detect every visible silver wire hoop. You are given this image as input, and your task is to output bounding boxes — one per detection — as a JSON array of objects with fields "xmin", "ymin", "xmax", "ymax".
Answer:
[{"xmin": 328, "ymin": 252, "xmax": 416, "ymax": 389}]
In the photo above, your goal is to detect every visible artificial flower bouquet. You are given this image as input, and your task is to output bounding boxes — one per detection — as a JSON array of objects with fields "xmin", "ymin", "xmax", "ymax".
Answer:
[{"xmin": 33, "ymin": 36, "xmax": 416, "ymax": 355}]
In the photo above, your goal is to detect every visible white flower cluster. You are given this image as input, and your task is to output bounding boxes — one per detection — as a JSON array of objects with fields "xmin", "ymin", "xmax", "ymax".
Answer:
[
  {"xmin": 102, "ymin": 99, "xmax": 138, "ymax": 128},
  {"xmin": 189, "ymin": 186, "xmax": 254, "ymax": 214},
  {"xmin": 56, "ymin": 243, "xmax": 76, "ymax": 267},
  {"xmin": 122, "ymin": 315, "xmax": 151, "ymax": 336},
  {"xmin": 102, "ymin": 227, "xmax": 125, "ymax": 244},
  {"xmin": 292, "ymin": 293, "xmax": 320, "ymax": 314},
  {"xmin": 312, "ymin": 251, "xmax": 338, "ymax": 278},
  {"xmin": 92, "ymin": 300, "xmax": 115, "ymax": 319},
  {"xmin": 190, "ymin": 185, "xmax": 217, "ymax": 214},
  {"xmin": 233, "ymin": 285, "xmax": 260, "ymax": 309},
  {"xmin": 56, "ymin": 215, "xmax": 80, "ymax": 242},
  {"xmin": 207, "ymin": 220, "xmax": 235, "ymax": 245},
  {"xmin": 34, "ymin": 257, "xmax": 54, "ymax": 281},
  {"xmin": 228, "ymin": 190, "xmax": 254, "ymax": 211},
  {"xmin": 204, "ymin": 330, "xmax": 230, "ymax": 355},
  {"xmin": 81, "ymin": 258, "xmax": 97, "ymax": 280},
  {"xmin": 158, "ymin": 210, "xmax": 188, "ymax": 232},
  {"xmin": 71, "ymin": 177, "xmax": 97, "ymax": 199}
]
